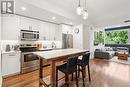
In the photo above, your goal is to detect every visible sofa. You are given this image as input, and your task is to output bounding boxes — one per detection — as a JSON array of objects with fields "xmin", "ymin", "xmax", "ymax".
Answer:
[
  {"xmin": 94, "ymin": 47, "xmax": 129, "ymax": 59},
  {"xmin": 94, "ymin": 49, "xmax": 115, "ymax": 59}
]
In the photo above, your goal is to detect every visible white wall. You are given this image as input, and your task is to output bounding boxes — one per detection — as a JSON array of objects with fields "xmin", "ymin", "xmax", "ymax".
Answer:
[
  {"xmin": 73, "ymin": 24, "xmax": 90, "ymax": 50},
  {"xmin": 0, "ymin": 6, "xmax": 2, "ymax": 87},
  {"xmin": 73, "ymin": 24, "xmax": 83, "ymax": 49},
  {"xmin": 89, "ymin": 26, "xmax": 105, "ymax": 58},
  {"xmin": 83, "ymin": 25, "xmax": 90, "ymax": 50}
]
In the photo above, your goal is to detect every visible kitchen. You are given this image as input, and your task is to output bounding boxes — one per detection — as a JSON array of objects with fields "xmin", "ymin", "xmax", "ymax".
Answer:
[
  {"xmin": 1, "ymin": 0, "xmax": 130, "ymax": 87},
  {"xmin": 1, "ymin": 0, "xmax": 90, "ymax": 87}
]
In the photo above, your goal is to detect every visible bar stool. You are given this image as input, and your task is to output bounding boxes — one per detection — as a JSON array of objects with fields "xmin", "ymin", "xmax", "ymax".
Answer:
[
  {"xmin": 77, "ymin": 53, "xmax": 91, "ymax": 87},
  {"xmin": 56, "ymin": 56, "xmax": 79, "ymax": 87}
]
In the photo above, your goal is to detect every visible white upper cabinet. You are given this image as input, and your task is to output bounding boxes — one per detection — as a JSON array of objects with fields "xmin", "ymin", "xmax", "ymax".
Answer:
[
  {"xmin": 49, "ymin": 23, "xmax": 56, "ymax": 40},
  {"xmin": 2, "ymin": 15, "xmax": 20, "ymax": 40},
  {"xmin": 2, "ymin": 14, "xmax": 61, "ymax": 41},
  {"xmin": 39, "ymin": 21, "xmax": 50, "ymax": 40},
  {"xmin": 55, "ymin": 24, "xmax": 62, "ymax": 41},
  {"xmin": 61, "ymin": 24, "xmax": 73, "ymax": 34},
  {"xmin": 39, "ymin": 21, "xmax": 61, "ymax": 41},
  {"xmin": 19, "ymin": 16, "xmax": 40, "ymax": 31}
]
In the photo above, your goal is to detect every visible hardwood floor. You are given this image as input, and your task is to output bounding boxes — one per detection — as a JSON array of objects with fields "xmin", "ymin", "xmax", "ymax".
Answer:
[{"xmin": 3, "ymin": 59, "xmax": 130, "ymax": 87}]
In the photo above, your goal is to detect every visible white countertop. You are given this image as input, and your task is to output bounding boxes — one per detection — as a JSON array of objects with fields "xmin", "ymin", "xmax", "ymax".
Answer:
[
  {"xmin": 33, "ymin": 48, "xmax": 88, "ymax": 60},
  {"xmin": 2, "ymin": 51, "xmax": 21, "ymax": 54}
]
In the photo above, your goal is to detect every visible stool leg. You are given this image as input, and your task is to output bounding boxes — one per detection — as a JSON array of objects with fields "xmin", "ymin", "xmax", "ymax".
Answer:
[
  {"xmin": 75, "ymin": 71, "xmax": 78, "ymax": 87},
  {"xmin": 71, "ymin": 73, "xmax": 73, "ymax": 81},
  {"xmin": 88, "ymin": 64, "xmax": 91, "ymax": 82},
  {"xmin": 65, "ymin": 73, "xmax": 69, "ymax": 87},
  {"xmin": 78, "ymin": 66, "xmax": 80, "ymax": 78},
  {"xmin": 81, "ymin": 66, "xmax": 85, "ymax": 87},
  {"xmin": 56, "ymin": 69, "xmax": 58, "ymax": 87},
  {"xmin": 39, "ymin": 81, "xmax": 42, "ymax": 87}
]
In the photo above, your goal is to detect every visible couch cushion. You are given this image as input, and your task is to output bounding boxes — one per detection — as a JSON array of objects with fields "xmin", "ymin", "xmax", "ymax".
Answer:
[{"xmin": 106, "ymin": 51, "xmax": 115, "ymax": 55}]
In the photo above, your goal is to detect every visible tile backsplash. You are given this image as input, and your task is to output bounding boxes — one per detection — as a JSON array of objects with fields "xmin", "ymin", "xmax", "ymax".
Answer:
[
  {"xmin": 1, "ymin": 40, "xmax": 20, "ymax": 51},
  {"xmin": 1, "ymin": 40, "xmax": 62, "ymax": 51},
  {"xmin": 36, "ymin": 41, "xmax": 62, "ymax": 48}
]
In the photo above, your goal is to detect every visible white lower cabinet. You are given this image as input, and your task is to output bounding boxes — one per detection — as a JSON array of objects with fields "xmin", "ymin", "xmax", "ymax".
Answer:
[{"xmin": 2, "ymin": 52, "xmax": 21, "ymax": 77}]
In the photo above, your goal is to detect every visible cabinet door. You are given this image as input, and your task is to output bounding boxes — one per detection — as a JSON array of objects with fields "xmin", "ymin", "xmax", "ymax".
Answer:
[
  {"xmin": 40, "ymin": 22, "xmax": 50, "ymax": 40},
  {"xmin": 20, "ymin": 16, "xmax": 40, "ymax": 31},
  {"xmin": 49, "ymin": 23, "xmax": 56, "ymax": 40},
  {"xmin": 2, "ymin": 53, "xmax": 20, "ymax": 76},
  {"xmin": 20, "ymin": 16, "xmax": 30, "ymax": 30},
  {"xmin": 2, "ymin": 15, "xmax": 20, "ymax": 40},
  {"xmin": 61, "ymin": 24, "xmax": 73, "ymax": 34},
  {"xmin": 55, "ymin": 25, "xmax": 62, "ymax": 41}
]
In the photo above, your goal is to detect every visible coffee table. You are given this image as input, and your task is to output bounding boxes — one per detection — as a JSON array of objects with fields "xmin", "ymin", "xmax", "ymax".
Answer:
[{"xmin": 118, "ymin": 52, "xmax": 128, "ymax": 60}]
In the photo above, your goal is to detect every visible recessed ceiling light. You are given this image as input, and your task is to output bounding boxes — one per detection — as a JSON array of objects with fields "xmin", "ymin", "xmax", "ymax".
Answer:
[
  {"xmin": 21, "ymin": 7, "xmax": 26, "ymax": 11},
  {"xmin": 52, "ymin": 16, "xmax": 56, "ymax": 20}
]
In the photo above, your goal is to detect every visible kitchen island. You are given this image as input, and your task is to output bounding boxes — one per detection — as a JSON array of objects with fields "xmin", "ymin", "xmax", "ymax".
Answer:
[{"xmin": 33, "ymin": 48, "xmax": 88, "ymax": 87}]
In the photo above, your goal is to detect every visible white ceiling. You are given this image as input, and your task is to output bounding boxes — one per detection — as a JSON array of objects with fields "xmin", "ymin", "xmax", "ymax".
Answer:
[{"xmin": 18, "ymin": 0, "xmax": 130, "ymax": 27}]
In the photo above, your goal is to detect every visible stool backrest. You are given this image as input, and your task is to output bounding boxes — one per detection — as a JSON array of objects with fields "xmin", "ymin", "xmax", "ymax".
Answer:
[
  {"xmin": 67, "ymin": 56, "xmax": 78, "ymax": 70},
  {"xmin": 82, "ymin": 53, "xmax": 90, "ymax": 66}
]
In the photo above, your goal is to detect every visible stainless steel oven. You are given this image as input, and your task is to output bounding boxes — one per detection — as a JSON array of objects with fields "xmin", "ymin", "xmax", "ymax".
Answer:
[
  {"xmin": 20, "ymin": 44, "xmax": 39, "ymax": 73},
  {"xmin": 21, "ymin": 52, "xmax": 39, "ymax": 73},
  {"xmin": 20, "ymin": 30, "xmax": 39, "ymax": 41}
]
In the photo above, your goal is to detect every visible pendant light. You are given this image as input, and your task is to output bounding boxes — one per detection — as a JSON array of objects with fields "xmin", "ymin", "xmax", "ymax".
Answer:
[
  {"xmin": 83, "ymin": 10, "xmax": 88, "ymax": 19},
  {"xmin": 83, "ymin": 0, "xmax": 88, "ymax": 19},
  {"xmin": 76, "ymin": 0, "xmax": 83, "ymax": 15}
]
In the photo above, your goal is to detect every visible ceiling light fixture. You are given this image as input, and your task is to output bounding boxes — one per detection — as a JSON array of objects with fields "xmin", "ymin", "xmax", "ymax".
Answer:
[
  {"xmin": 76, "ymin": 0, "xmax": 83, "ymax": 15},
  {"xmin": 83, "ymin": 10, "xmax": 88, "ymax": 19},
  {"xmin": 52, "ymin": 16, "xmax": 56, "ymax": 20},
  {"xmin": 76, "ymin": 0, "xmax": 88, "ymax": 20},
  {"xmin": 82, "ymin": 0, "xmax": 88, "ymax": 19},
  {"xmin": 21, "ymin": 6, "xmax": 26, "ymax": 11}
]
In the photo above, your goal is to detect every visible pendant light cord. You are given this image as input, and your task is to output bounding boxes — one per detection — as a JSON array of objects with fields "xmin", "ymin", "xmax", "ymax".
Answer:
[
  {"xmin": 78, "ymin": 0, "xmax": 80, "ymax": 6},
  {"xmin": 85, "ymin": 0, "xmax": 86, "ymax": 10}
]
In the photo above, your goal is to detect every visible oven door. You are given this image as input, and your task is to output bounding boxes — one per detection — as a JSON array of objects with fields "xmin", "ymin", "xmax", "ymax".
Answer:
[{"xmin": 21, "ymin": 53, "xmax": 39, "ymax": 73}]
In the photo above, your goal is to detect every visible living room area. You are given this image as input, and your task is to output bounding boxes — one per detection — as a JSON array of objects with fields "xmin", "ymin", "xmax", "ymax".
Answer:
[{"xmin": 93, "ymin": 25, "xmax": 130, "ymax": 64}]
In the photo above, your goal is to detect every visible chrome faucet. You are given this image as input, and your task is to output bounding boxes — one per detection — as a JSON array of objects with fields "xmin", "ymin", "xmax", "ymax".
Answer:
[{"xmin": 52, "ymin": 42, "xmax": 56, "ymax": 48}]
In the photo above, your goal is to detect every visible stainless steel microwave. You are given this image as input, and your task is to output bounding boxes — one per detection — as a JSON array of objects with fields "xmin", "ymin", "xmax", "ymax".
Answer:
[{"xmin": 20, "ymin": 30, "xmax": 39, "ymax": 41}]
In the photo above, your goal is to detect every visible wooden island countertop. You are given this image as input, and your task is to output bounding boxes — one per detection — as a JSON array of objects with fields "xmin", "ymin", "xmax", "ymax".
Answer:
[
  {"xmin": 33, "ymin": 48, "xmax": 88, "ymax": 61},
  {"xmin": 33, "ymin": 48, "xmax": 88, "ymax": 87}
]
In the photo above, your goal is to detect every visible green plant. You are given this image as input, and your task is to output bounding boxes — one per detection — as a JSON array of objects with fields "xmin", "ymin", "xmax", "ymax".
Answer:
[
  {"xmin": 94, "ymin": 31, "xmax": 104, "ymax": 45},
  {"xmin": 105, "ymin": 30, "xmax": 128, "ymax": 44}
]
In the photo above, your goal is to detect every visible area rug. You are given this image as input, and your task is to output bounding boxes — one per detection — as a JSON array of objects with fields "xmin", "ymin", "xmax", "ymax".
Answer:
[{"xmin": 108, "ymin": 56, "xmax": 130, "ymax": 65}]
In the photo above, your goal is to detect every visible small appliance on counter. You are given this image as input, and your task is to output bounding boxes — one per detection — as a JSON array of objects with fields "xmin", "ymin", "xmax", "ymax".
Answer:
[
  {"xmin": 13, "ymin": 45, "xmax": 20, "ymax": 51},
  {"xmin": 5, "ymin": 44, "xmax": 11, "ymax": 52},
  {"xmin": 36, "ymin": 43, "xmax": 43, "ymax": 49}
]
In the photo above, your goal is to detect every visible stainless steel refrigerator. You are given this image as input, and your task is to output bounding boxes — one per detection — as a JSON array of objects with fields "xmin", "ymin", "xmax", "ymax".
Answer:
[{"xmin": 62, "ymin": 34, "xmax": 73, "ymax": 49}]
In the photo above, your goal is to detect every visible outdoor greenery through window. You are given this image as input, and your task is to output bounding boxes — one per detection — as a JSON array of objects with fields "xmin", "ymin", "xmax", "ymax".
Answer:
[
  {"xmin": 94, "ymin": 31, "xmax": 104, "ymax": 46},
  {"xmin": 94, "ymin": 27, "xmax": 129, "ymax": 46},
  {"xmin": 105, "ymin": 29, "xmax": 128, "ymax": 44}
]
